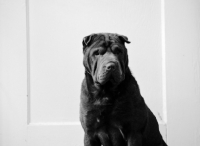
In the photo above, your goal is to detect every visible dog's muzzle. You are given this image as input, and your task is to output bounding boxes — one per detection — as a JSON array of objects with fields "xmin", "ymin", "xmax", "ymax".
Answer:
[{"xmin": 97, "ymin": 61, "xmax": 123, "ymax": 85}]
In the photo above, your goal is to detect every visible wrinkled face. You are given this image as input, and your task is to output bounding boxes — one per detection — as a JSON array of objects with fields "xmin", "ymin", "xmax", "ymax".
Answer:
[{"xmin": 83, "ymin": 33, "xmax": 130, "ymax": 87}]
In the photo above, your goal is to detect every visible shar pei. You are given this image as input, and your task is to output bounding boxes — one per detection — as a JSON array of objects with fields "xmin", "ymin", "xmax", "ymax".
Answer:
[{"xmin": 80, "ymin": 33, "xmax": 167, "ymax": 146}]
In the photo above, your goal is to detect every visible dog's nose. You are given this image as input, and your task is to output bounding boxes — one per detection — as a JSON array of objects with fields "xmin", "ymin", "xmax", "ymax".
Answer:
[{"xmin": 105, "ymin": 63, "xmax": 116, "ymax": 71}]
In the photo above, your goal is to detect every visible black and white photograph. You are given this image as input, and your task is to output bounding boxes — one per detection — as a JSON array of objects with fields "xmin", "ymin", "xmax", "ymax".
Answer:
[{"xmin": 0, "ymin": 0, "xmax": 200, "ymax": 146}]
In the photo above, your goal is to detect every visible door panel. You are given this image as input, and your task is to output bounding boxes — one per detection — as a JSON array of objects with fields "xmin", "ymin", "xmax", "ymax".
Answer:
[
  {"xmin": 28, "ymin": 124, "xmax": 84, "ymax": 146},
  {"xmin": 29, "ymin": 0, "xmax": 165, "ymax": 123}
]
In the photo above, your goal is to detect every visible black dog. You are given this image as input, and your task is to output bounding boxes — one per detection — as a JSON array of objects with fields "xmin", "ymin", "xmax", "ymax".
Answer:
[{"xmin": 80, "ymin": 33, "xmax": 167, "ymax": 146}]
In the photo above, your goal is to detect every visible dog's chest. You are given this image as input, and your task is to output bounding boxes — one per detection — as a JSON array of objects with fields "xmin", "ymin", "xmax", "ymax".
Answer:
[
  {"xmin": 90, "ymin": 97, "xmax": 119, "ymax": 126},
  {"xmin": 93, "ymin": 96, "xmax": 111, "ymax": 106}
]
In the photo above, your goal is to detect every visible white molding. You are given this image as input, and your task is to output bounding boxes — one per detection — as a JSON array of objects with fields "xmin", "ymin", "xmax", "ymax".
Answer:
[
  {"xmin": 161, "ymin": 0, "xmax": 167, "ymax": 124},
  {"xmin": 26, "ymin": 0, "xmax": 31, "ymax": 125},
  {"xmin": 28, "ymin": 122, "xmax": 81, "ymax": 126},
  {"xmin": 29, "ymin": 121, "xmax": 165, "ymax": 126}
]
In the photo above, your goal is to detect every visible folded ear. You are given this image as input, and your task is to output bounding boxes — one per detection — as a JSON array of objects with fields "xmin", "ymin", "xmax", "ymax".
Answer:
[
  {"xmin": 82, "ymin": 34, "xmax": 98, "ymax": 47},
  {"xmin": 82, "ymin": 35, "xmax": 92, "ymax": 47},
  {"xmin": 118, "ymin": 34, "xmax": 131, "ymax": 44}
]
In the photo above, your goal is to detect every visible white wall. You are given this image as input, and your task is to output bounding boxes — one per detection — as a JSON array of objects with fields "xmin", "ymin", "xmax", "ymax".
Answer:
[
  {"xmin": 165, "ymin": 0, "xmax": 200, "ymax": 145},
  {"xmin": 0, "ymin": 0, "xmax": 27, "ymax": 145}
]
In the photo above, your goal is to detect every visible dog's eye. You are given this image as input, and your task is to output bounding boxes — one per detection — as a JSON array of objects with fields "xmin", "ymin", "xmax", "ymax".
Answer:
[
  {"xmin": 93, "ymin": 50, "xmax": 99, "ymax": 56},
  {"xmin": 113, "ymin": 47, "xmax": 122, "ymax": 54}
]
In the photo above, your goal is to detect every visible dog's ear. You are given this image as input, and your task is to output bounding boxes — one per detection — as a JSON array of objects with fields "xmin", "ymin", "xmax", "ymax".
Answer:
[
  {"xmin": 82, "ymin": 34, "xmax": 98, "ymax": 54},
  {"xmin": 82, "ymin": 35, "xmax": 92, "ymax": 47},
  {"xmin": 118, "ymin": 35, "xmax": 131, "ymax": 44},
  {"xmin": 82, "ymin": 34, "xmax": 98, "ymax": 47}
]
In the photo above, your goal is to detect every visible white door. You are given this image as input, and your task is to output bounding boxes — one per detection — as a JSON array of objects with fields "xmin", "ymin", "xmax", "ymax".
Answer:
[
  {"xmin": 27, "ymin": 0, "xmax": 167, "ymax": 145},
  {"xmin": 1, "ymin": 0, "xmax": 199, "ymax": 146}
]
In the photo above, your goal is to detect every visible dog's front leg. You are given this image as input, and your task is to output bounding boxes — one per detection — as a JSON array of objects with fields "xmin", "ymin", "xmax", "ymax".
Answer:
[
  {"xmin": 84, "ymin": 133, "xmax": 101, "ymax": 146},
  {"xmin": 127, "ymin": 133, "xmax": 142, "ymax": 146}
]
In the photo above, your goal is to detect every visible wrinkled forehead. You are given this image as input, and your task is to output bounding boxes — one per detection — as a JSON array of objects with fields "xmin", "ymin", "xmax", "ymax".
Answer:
[{"xmin": 92, "ymin": 33, "xmax": 122, "ymax": 48}]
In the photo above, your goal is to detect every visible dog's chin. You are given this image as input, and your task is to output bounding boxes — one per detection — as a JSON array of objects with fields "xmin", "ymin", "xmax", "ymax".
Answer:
[{"xmin": 96, "ymin": 76, "xmax": 121, "ymax": 88}]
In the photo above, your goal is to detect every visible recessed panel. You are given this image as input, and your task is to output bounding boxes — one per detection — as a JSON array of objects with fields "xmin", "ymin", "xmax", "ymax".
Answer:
[{"xmin": 29, "ymin": 0, "xmax": 163, "ymax": 123}]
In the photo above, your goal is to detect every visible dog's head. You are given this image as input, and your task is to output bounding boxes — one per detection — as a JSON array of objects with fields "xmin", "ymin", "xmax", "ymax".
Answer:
[{"xmin": 82, "ymin": 33, "xmax": 130, "ymax": 87}]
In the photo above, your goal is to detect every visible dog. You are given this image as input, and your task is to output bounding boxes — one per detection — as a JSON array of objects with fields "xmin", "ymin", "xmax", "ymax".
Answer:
[{"xmin": 80, "ymin": 33, "xmax": 167, "ymax": 146}]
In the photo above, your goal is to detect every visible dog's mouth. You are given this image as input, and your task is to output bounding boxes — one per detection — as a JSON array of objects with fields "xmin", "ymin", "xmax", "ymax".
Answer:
[
  {"xmin": 96, "ymin": 71, "xmax": 123, "ymax": 87},
  {"xmin": 95, "ymin": 79, "xmax": 116, "ymax": 88}
]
